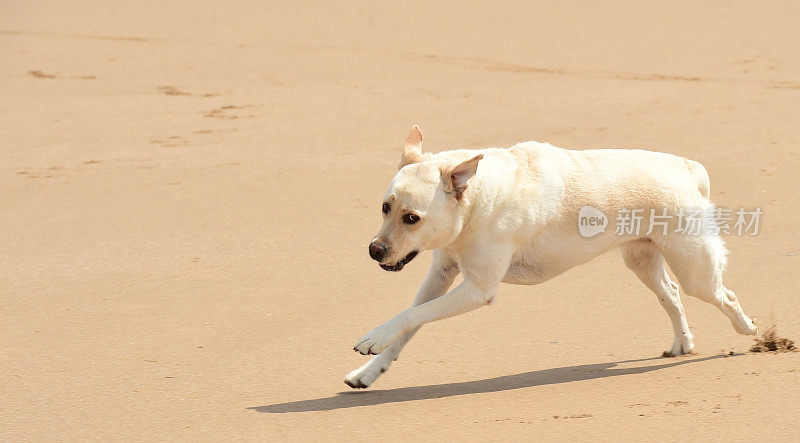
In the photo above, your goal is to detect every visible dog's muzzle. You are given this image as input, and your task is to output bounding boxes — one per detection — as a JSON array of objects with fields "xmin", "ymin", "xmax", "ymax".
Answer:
[{"xmin": 379, "ymin": 250, "xmax": 418, "ymax": 272}]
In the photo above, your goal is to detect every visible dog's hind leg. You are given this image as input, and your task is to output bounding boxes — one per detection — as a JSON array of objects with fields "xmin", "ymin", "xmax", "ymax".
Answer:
[
  {"xmin": 658, "ymin": 234, "xmax": 757, "ymax": 337},
  {"xmin": 621, "ymin": 239, "xmax": 694, "ymax": 356},
  {"xmin": 344, "ymin": 251, "xmax": 459, "ymax": 389}
]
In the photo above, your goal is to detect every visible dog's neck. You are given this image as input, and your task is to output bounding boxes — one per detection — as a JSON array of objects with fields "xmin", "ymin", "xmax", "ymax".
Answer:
[{"xmin": 447, "ymin": 176, "xmax": 484, "ymax": 246}]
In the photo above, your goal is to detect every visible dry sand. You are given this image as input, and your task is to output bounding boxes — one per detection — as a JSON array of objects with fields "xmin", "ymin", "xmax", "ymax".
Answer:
[{"xmin": 2, "ymin": 1, "xmax": 799, "ymax": 440}]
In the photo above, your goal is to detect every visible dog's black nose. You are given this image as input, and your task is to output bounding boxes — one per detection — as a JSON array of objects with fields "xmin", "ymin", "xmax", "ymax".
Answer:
[{"xmin": 368, "ymin": 241, "xmax": 388, "ymax": 262}]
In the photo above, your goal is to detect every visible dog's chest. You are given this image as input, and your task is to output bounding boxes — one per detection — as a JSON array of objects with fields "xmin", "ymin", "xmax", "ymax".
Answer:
[{"xmin": 502, "ymin": 257, "xmax": 551, "ymax": 285}]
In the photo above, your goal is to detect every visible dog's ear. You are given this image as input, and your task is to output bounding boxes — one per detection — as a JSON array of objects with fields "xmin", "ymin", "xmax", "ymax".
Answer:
[
  {"xmin": 399, "ymin": 125, "xmax": 424, "ymax": 168},
  {"xmin": 442, "ymin": 154, "xmax": 483, "ymax": 200}
]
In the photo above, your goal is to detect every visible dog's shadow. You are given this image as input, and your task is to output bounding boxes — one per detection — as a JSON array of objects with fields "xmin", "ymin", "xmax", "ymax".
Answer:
[{"xmin": 249, "ymin": 353, "xmax": 735, "ymax": 413}]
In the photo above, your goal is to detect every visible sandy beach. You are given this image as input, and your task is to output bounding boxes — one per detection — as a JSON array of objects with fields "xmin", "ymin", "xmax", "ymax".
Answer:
[{"xmin": 2, "ymin": 1, "xmax": 799, "ymax": 440}]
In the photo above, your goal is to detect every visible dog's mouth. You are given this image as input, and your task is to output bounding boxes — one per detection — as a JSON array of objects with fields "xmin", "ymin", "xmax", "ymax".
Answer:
[{"xmin": 380, "ymin": 251, "xmax": 418, "ymax": 272}]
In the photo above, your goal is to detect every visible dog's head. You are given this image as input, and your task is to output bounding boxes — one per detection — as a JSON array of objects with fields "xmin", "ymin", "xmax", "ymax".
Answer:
[{"xmin": 368, "ymin": 125, "xmax": 482, "ymax": 271}]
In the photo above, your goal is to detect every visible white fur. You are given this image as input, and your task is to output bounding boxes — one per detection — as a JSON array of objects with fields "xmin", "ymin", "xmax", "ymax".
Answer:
[{"xmin": 345, "ymin": 128, "xmax": 757, "ymax": 389}]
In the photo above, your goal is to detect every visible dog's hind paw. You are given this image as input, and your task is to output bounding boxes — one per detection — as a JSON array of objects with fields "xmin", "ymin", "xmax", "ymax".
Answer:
[
  {"xmin": 663, "ymin": 334, "xmax": 695, "ymax": 357},
  {"xmin": 733, "ymin": 315, "xmax": 758, "ymax": 336}
]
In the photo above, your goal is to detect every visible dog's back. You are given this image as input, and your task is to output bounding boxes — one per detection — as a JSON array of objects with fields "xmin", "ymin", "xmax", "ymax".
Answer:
[{"xmin": 506, "ymin": 142, "xmax": 712, "ymax": 213}]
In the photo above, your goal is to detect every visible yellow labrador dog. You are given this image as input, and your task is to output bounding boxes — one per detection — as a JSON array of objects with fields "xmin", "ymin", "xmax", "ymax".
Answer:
[{"xmin": 345, "ymin": 125, "xmax": 757, "ymax": 389}]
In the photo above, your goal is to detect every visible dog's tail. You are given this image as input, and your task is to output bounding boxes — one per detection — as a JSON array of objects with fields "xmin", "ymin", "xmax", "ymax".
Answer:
[{"xmin": 686, "ymin": 159, "xmax": 710, "ymax": 199}]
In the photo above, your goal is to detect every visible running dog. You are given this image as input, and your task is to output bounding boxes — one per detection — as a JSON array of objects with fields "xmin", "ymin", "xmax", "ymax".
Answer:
[{"xmin": 345, "ymin": 125, "xmax": 757, "ymax": 389}]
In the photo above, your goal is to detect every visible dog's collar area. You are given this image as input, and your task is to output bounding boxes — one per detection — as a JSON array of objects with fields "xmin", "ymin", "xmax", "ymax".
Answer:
[{"xmin": 380, "ymin": 250, "xmax": 418, "ymax": 272}]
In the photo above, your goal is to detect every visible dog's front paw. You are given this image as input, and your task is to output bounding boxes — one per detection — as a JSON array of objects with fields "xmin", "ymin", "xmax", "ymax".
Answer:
[
  {"xmin": 344, "ymin": 360, "xmax": 389, "ymax": 389},
  {"xmin": 353, "ymin": 322, "xmax": 401, "ymax": 355}
]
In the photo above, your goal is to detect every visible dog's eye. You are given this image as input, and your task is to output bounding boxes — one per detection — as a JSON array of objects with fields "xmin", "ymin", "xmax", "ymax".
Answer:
[
  {"xmin": 381, "ymin": 202, "xmax": 390, "ymax": 214},
  {"xmin": 402, "ymin": 213, "xmax": 420, "ymax": 225}
]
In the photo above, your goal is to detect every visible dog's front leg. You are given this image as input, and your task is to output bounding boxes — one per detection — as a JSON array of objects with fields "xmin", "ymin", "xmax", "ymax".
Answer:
[
  {"xmin": 354, "ymin": 244, "xmax": 512, "ymax": 356},
  {"xmin": 345, "ymin": 251, "xmax": 459, "ymax": 388}
]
